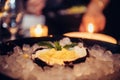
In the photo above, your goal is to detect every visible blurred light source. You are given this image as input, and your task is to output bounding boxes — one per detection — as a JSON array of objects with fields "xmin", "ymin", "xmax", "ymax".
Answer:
[
  {"xmin": 10, "ymin": 0, "xmax": 16, "ymax": 9},
  {"xmin": 87, "ymin": 23, "xmax": 94, "ymax": 33},
  {"xmin": 30, "ymin": 24, "xmax": 48, "ymax": 37}
]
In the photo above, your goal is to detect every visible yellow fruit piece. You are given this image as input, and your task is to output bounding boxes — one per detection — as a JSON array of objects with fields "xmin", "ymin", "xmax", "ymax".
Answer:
[{"xmin": 36, "ymin": 48, "xmax": 80, "ymax": 65}]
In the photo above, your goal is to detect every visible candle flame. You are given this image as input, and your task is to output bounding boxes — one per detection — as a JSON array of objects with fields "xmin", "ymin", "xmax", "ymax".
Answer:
[
  {"xmin": 30, "ymin": 24, "xmax": 48, "ymax": 37},
  {"xmin": 35, "ymin": 25, "xmax": 43, "ymax": 37},
  {"xmin": 87, "ymin": 23, "xmax": 94, "ymax": 33}
]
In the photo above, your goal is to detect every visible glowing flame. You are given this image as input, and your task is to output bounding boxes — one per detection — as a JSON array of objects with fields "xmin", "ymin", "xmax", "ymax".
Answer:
[
  {"xmin": 34, "ymin": 25, "xmax": 43, "ymax": 37},
  {"xmin": 30, "ymin": 24, "xmax": 43, "ymax": 37},
  {"xmin": 87, "ymin": 23, "xmax": 94, "ymax": 33}
]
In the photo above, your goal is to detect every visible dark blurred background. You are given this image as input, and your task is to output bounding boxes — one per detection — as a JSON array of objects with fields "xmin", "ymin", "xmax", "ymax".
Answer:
[
  {"xmin": 0, "ymin": 0, "xmax": 120, "ymax": 41},
  {"xmin": 43, "ymin": 0, "xmax": 89, "ymax": 36},
  {"xmin": 43, "ymin": 0, "xmax": 120, "ymax": 40},
  {"xmin": 103, "ymin": 0, "xmax": 120, "ymax": 40}
]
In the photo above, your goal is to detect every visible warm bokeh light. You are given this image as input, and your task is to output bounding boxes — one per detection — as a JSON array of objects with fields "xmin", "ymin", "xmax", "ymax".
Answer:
[
  {"xmin": 4, "ymin": 0, "xmax": 10, "ymax": 11},
  {"xmin": 30, "ymin": 24, "xmax": 48, "ymax": 37},
  {"xmin": 87, "ymin": 23, "xmax": 94, "ymax": 33},
  {"xmin": 34, "ymin": 25, "xmax": 43, "ymax": 37},
  {"xmin": 30, "ymin": 24, "xmax": 43, "ymax": 37}
]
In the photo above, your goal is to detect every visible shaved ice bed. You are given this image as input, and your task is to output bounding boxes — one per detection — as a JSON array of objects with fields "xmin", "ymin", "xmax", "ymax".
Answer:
[{"xmin": 0, "ymin": 44, "xmax": 120, "ymax": 80}]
